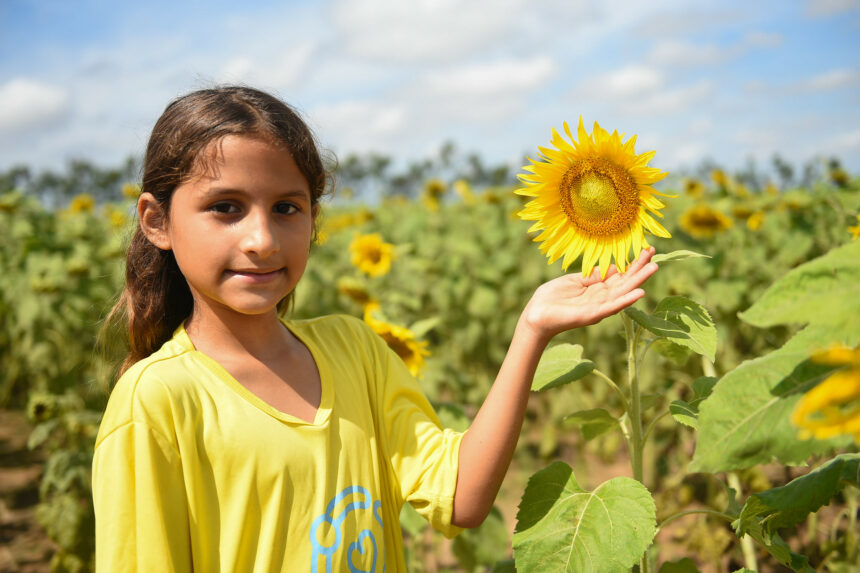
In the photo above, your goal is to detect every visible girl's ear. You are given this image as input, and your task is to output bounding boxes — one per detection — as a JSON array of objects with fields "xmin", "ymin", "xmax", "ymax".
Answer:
[{"xmin": 137, "ymin": 192, "xmax": 172, "ymax": 250}]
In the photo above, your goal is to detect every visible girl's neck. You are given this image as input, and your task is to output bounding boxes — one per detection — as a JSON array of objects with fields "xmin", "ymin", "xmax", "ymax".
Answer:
[{"xmin": 185, "ymin": 305, "xmax": 293, "ymax": 362}]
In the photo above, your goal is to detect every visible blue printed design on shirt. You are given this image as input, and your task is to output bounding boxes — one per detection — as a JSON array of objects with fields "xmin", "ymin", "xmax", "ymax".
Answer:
[{"xmin": 310, "ymin": 486, "xmax": 385, "ymax": 573}]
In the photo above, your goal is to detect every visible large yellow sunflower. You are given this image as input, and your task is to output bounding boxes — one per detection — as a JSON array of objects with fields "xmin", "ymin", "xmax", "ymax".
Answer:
[
  {"xmin": 516, "ymin": 117, "xmax": 671, "ymax": 278},
  {"xmin": 792, "ymin": 345, "xmax": 860, "ymax": 443},
  {"xmin": 364, "ymin": 304, "xmax": 430, "ymax": 377},
  {"xmin": 349, "ymin": 233, "xmax": 394, "ymax": 277}
]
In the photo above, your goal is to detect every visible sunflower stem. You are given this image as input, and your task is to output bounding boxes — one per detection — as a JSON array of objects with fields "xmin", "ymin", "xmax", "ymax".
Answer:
[{"xmin": 623, "ymin": 314, "xmax": 648, "ymax": 573}]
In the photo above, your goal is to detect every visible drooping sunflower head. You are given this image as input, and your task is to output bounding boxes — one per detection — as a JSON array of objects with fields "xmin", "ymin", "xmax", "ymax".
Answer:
[
  {"xmin": 679, "ymin": 204, "xmax": 733, "ymax": 239},
  {"xmin": 516, "ymin": 117, "xmax": 671, "ymax": 278},
  {"xmin": 349, "ymin": 233, "xmax": 394, "ymax": 277},
  {"xmin": 364, "ymin": 304, "xmax": 431, "ymax": 377},
  {"xmin": 849, "ymin": 213, "xmax": 860, "ymax": 240},
  {"xmin": 792, "ymin": 345, "xmax": 860, "ymax": 443}
]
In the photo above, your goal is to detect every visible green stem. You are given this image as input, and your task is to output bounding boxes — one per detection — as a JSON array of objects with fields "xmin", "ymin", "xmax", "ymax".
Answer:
[
  {"xmin": 591, "ymin": 369, "xmax": 631, "ymax": 415},
  {"xmin": 728, "ymin": 472, "xmax": 758, "ymax": 571},
  {"xmin": 655, "ymin": 509, "xmax": 734, "ymax": 535},
  {"xmin": 623, "ymin": 314, "xmax": 648, "ymax": 573},
  {"xmin": 642, "ymin": 410, "xmax": 671, "ymax": 444}
]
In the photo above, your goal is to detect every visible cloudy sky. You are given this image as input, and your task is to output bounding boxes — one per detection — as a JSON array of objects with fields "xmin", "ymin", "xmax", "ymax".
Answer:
[{"xmin": 2, "ymin": 0, "xmax": 859, "ymax": 178}]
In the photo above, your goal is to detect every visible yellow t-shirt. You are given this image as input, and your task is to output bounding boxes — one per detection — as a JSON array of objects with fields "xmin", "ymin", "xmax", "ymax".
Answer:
[{"xmin": 92, "ymin": 314, "xmax": 463, "ymax": 572}]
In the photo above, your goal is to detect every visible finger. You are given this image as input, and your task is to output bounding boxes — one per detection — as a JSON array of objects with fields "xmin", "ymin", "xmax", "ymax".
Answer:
[
  {"xmin": 627, "ymin": 247, "xmax": 655, "ymax": 273},
  {"xmin": 618, "ymin": 262, "xmax": 658, "ymax": 293}
]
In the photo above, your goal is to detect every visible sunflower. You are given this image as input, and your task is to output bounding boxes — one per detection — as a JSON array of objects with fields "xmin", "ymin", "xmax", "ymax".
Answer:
[
  {"xmin": 364, "ymin": 304, "xmax": 430, "ymax": 377},
  {"xmin": 337, "ymin": 276, "xmax": 376, "ymax": 308},
  {"xmin": 792, "ymin": 345, "xmax": 860, "ymax": 443},
  {"xmin": 679, "ymin": 204, "xmax": 733, "ymax": 238},
  {"xmin": 68, "ymin": 193, "xmax": 95, "ymax": 214},
  {"xmin": 746, "ymin": 211, "xmax": 765, "ymax": 231},
  {"xmin": 516, "ymin": 117, "xmax": 671, "ymax": 278},
  {"xmin": 421, "ymin": 178, "xmax": 448, "ymax": 211},
  {"xmin": 683, "ymin": 178, "xmax": 706, "ymax": 199},
  {"xmin": 349, "ymin": 233, "xmax": 394, "ymax": 277},
  {"xmin": 849, "ymin": 214, "xmax": 860, "ymax": 240}
]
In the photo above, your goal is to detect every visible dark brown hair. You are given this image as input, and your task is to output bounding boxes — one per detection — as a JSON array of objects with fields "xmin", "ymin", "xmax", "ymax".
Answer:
[{"xmin": 104, "ymin": 86, "xmax": 332, "ymax": 376}]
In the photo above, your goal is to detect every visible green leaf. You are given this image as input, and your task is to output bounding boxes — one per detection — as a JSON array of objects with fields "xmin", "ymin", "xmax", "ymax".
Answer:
[
  {"xmin": 513, "ymin": 461, "xmax": 656, "ymax": 573},
  {"xmin": 452, "ymin": 506, "xmax": 510, "ymax": 569},
  {"xmin": 736, "ymin": 453, "xmax": 860, "ymax": 536},
  {"xmin": 739, "ymin": 239, "xmax": 860, "ymax": 328},
  {"xmin": 669, "ymin": 377, "xmax": 718, "ymax": 430},
  {"xmin": 564, "ymin": 408, "xmax": 619, "ymax": 441},
  {"xmin": 653, "ymin": 339, "xmax": 692, "ymax": 365},
  {"xmin": 651, "ymin": 250, "xmax": 710, "ymax": 264},
  {"xmin": 409, "ymin": 316, "xmax": 440, "ymax": 338},
  {"xmin": 670, "ymin": 400, "xmax": 699, "ymax": 429},
  {"xmin": 625, "ymin": 297, "xmax": 716, "ymax": 362},
  {"xmin": 434, "ymin": 402, "xmax": 470, "ymax": 432},
  {"xmin": 531, "ymin": 344, "xmax": 596, "ymax": 391},
  {"xmin": 691, "ymin": 321, "xmax": 859, "ymax": 473},
  {"xmin": 658, "ymin": 558, "xmax": 701, "ymax": 573},
  {"xmin": 654, "ymin": 296, "xmax": 716, "ymax": 362}
]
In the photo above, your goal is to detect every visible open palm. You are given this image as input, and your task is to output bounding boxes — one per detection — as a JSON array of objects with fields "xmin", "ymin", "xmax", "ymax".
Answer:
[{"xmin": 521, "ymin": 247, "xmax": 659, "ymax": 341}]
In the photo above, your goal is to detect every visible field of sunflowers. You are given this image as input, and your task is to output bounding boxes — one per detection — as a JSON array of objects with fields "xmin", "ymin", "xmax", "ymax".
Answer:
[{"xmin": 1, "ymin": 127, "xmax": 859, "ymax": 571}]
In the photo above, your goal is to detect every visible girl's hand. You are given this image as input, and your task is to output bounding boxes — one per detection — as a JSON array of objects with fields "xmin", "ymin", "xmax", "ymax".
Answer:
[{"xmin": 520, "ymin": 247, "xmax": 659, "ymax": 344}]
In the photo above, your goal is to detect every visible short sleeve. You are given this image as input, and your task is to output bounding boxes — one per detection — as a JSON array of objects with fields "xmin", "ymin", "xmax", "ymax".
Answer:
[
  {"xmin": 92, "ymin": 421, "xmax": 191, "ymax": 571},
  {"xmin": 370, "ymin": 328, "xmax": 465, "ymax": 539}
]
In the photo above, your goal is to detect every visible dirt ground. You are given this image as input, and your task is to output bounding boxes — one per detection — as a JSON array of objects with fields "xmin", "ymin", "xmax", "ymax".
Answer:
[{"xmin": 0, "ymin": 410, "xmax": 55, "ymax": 572}]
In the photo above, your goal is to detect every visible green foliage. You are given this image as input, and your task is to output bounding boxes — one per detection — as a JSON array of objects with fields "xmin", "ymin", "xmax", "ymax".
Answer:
[
  {"xmin": 531, "ymin": 344, "xmax": 596, "ymax": 391},
  {"xmin": 735, "ymin": 454, "xmax": 860, "ymax": 563},
  {"xmin": 692, "ymin": 241, "xmax": 860, "ymax": 473},
  {"xmin": 513, "ymin": 461, "xmax": 656, "ymax": 572}
]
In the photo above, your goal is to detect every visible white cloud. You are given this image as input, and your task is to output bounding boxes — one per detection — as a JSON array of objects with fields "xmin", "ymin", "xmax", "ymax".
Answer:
[
  {"xmin": 0, "ymin": 79, "xmax": 70, "ymax": 132},
  {"xmin": 647, "ymin": 32, "xmax": 783, "ymax": 68},
  {"xmin": 581, "ymin": 65, "xmax": 665, "ymax": 99},
  {"xmin": 631, "ymin": 81, "xmax": 714, "ymax": 115},
  {"xmin": 805, "ymin": 0, "xmax": 860, "ymax": 17},
  {"xmin": 419, "ymin": 56, "xmax": 557, "ymax": 98},
  {"xmin": 330, "ymin": 0, "xmax": 527, "ymax": 63},
  {"xmin": 798, "ymin": 68, "xmax": 860, "ymax": 91},
  {"xmin": 218, "ymin": 42, "xmax": 316, "ymax": 90},
  {"xmin": 310, "ymin": 99, "xmax": 407, "ymax": 150}
]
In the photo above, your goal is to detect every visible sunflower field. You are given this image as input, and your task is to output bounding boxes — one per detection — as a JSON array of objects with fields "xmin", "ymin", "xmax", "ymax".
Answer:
[{"xmin": 1, "ymin": 140, "xmax": 859, "ymax": 572}]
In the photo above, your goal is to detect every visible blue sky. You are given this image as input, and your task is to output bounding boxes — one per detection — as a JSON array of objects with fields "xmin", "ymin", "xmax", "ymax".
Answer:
[{"xmin": 1, "ymin": 0, "xmax": 859, "ymax": 180}]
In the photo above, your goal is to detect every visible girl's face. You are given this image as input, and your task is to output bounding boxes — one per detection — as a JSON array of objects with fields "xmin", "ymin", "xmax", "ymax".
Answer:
[{"xmin": 153, "ymin": 135, "xmax": 316, "ymax": 320}]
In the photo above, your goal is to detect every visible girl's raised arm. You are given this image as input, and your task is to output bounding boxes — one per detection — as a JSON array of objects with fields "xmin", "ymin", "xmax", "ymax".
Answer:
[{"xmin": 450, "ymin": 247, "xmax": 658, "ymax": 528}]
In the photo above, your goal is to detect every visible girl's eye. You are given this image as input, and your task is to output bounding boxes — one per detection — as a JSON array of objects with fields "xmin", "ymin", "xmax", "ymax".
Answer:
[
  {"xmin": 211, "ymin": 202, "xmax": 240, "ymax": 214},
  {"xmin": 275, "ymin": 202, "xmax": 298, "ymax": 215}
]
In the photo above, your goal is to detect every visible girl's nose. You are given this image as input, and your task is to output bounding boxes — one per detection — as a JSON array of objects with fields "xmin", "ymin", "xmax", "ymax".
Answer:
[{"xmin": 239, "ymin": 212, "xmax": 280, "ymax": 257}]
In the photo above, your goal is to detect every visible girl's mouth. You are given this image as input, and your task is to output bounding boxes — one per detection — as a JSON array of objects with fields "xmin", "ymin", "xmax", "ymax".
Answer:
[{"xmin": 228, "ymin": 268, "xmax": 285, "ymax": 283}]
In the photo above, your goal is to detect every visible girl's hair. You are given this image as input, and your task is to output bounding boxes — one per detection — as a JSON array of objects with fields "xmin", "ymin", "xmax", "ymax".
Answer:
[{"xmin": 104, "ymin": 86, "xmax": 332, "ymax": 376}]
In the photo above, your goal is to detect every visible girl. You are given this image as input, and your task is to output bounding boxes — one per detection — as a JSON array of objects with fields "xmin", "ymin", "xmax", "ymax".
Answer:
[{"xmin": 92, "ymin": 85, "xmax": 658, "ymax": 572}]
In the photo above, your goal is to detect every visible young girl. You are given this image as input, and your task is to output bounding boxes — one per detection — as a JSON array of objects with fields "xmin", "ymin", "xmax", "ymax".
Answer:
[{"xmin": 92, "ymin": 85, "xmax": 658, "ymax": 572}]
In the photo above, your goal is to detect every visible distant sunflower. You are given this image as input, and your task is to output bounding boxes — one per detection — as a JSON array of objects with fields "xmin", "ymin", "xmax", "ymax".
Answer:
[
  {"xmin": 364, "ymin": 304, "xmax": 430, "ymax": 377},
  {"xmin": 516, "ymin": 117, "xmax": 671, "ymax": 278},
  {"xmin": 792, "ymin": 345, "xmax": 860, "ymax": 443},
  {"xmin": 69, "ymin": 193, "xmax": 95, "ymax": 214},
  {"xmin": 683, "ymin": 178, "xmax": 706, "ymax": 199},
  {"xmin": 849, "ymin": 214, "xmax": 860, "ymax": 240},
  {"xmin": 349, "ymin": 233, "xmax": 394, "ymax": 277},
  {"xmin": 679, "ymin": 204, "xmax": 733, "ymax": 238},
  {"xmin": 746, "ymin": 211, "xmax": 765, "ymax": 232},
  {"xmin": 421, "ymin": 178, "xmax": 448, "ymax": 211}
]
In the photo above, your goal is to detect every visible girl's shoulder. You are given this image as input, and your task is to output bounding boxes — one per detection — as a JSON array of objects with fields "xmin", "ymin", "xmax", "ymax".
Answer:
[{"xmin": 96, "ymin": 329, "xmax": 199, "ymax": 447}]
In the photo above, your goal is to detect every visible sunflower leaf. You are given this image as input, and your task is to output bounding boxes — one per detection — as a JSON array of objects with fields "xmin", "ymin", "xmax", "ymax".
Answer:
[
  {"xmin": 690, "ymin": 320, "xmax": 859, "ymax": 473},
  {"xmin": 624, "ymin": 298, "xmax": 716, "ymax": 362},
  {"xmin": 563, "ymin": 408, "xmax": 619, "ymax": 440},
  {"xmin": 531, "ymin": 344, "xmax": 596, "ymax": 391},
  {"xmin": 651, "ymin": 250, "xmax": 710, "ymax": 264},
  {"xmin": 735, "ymin": 453, "xmax": 860, "ymax": 538},
  {"xmin": 739, "ymin": 239, "xmax": 860, "ymax": 328},
  {"xmin": 513, "ymin": 461, "xmax": 656, "ymax": 573}
]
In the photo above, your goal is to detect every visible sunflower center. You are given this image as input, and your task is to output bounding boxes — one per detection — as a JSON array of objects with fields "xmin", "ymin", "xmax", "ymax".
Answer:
[
  {"xmin": 558, "ymin": 157, "xmax": 640, "ymax": 236},
  {"xmin": 365, "ymin": 247, "xmax": 382, "ymax": 264}
]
